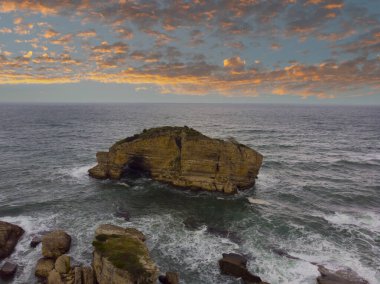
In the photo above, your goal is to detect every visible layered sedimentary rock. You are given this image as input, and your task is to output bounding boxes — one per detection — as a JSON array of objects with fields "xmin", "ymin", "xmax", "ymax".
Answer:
[
  {"xmin": 92, "ymin": 224, "xmax": 158, "ymax": 284},
  {"xmin": 89, "ymin": 126, "xmax": 263, "ymax": 194}
]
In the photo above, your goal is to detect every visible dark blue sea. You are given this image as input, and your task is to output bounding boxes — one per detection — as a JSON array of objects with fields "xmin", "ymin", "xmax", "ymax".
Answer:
[{"xmin": 0, "ymin": 103, "xmax": 379, "ymax": 283}]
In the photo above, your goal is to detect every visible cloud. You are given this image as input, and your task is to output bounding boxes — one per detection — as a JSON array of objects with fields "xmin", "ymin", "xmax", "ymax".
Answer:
[
  {"xmin": 43, "ymin": 28, "xmax": 59, "ymax": 39},
  {"xmin": 76, "ymin": 29, "xmax": 97, "ymax": 38},
  {"xmin": 23, "ymin": 51, "xmax": 33, "ymax": 58},
  {"xmin": 91, "ymin": 42, "xmax": 128, "ymax": 54},
  {"xmin": 223, "ymin": 56, "xmax": 246, "ymax": 70},
  {"xmin": 0, "ymin": 28, "xmax": 12, "ymax": 34}
]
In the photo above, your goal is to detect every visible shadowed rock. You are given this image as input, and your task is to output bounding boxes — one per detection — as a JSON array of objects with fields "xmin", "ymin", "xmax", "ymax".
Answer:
[
  {"xmin": 317, "ymin": 265, "xmax": 369, "ymax": 284},
  {"xmin": 0, "ymin": 221, "xmax": 24, "ymax": 260},
  {"xmin": 219, "ymin": 253, "xmax": 268, "ymax": 284},
  {"xmin": 0, "ymin": 262, "xmax": 18, "ymax": 280},
  {"xmin": 158, "ymin": 271, "xmax": 179, "ymax": 284},
  {"xmin": 89, "ymin": 126, "xmax": 263, "ymax": 194}
]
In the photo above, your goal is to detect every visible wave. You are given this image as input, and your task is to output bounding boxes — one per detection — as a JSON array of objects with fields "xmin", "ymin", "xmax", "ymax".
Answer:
[{"xmin": 320, "ymin": 211, "xmax": 380, "ymax": 233}]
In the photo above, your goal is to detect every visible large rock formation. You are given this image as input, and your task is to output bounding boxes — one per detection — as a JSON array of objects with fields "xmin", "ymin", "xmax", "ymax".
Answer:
[
  {"xmin": 89, "ymin": 126, "xmax": 263, "ymax": 194},
  {"xmin": 0, "ymin": 221, "xmax": 24, "ymax": 260},
  {"xmin": 92, "ymin": 224, "xmax": 158, "ymax": 284}
]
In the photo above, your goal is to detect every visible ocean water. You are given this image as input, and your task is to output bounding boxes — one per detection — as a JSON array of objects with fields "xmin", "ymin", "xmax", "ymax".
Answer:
[{"xmin": 0, "ymin": 103, "xmax": 379, "ymax": 284}]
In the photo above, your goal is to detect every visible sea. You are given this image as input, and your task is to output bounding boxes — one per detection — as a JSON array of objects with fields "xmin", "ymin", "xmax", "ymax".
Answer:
[{"xmin": 0, "ymin": 103, "xmax": 379, "ymax": 284}]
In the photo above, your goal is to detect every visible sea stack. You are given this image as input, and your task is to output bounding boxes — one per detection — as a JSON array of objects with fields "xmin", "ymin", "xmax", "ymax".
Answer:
[{"xmin": 89, "ymin": 126, "xmax": 263, "ymax": 194}]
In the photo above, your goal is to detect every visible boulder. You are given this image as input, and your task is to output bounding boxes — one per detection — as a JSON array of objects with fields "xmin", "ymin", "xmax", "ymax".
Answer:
[
  {"xmin": 317, "ymin": 265, "xmax": 369, "ymax": 284},
  {"xmin": 55, "ymin": 255, "xmax": 71, "ymax": 274},
  {"xmin": 0, "ymin": 261, "xmax": 18, "ymax": 280},
  {"xmin": 219, "ymin": 253, "xmax": 266, "ymax": 284},
  {"xmin": 114, "ymin": 210, "xmax": 130, "ymax": 221},
  {"xmin": 89, "ymin": 126, "xmax": 263, "ymax": 194},
  {"xmin": 30, "ymin": 235, "xmax": 42, "ymax": 248},
  {"xmin": 92, "ymin": 224, "xmax": 158, "ymax": 284},
  {"xmin": 0, "ymin": 220, "xmax": 24, "ymax": 260},
  {"xmin": 158, "ymin": 271, "xmax": 179, "ymax": 284},
  {"xmin": 35, "ymin": 257, "xmax": 55, "ymax": 278},
  {"xmin": 42, "ymin": 230, "xmax": 71, "ymax": 258}
]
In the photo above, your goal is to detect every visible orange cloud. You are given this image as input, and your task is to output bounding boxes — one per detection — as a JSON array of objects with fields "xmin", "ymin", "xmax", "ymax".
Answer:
[
  {"xmin": 76, "ymin": 30, "xmax": 97, "ymax": 38},
  {"xmin": 43, "ymin": 28, "xmax": 59, "ymax": 38},
  {"xmin": 0, "ymin": 28, "xmax": 12, "ymax": 34},
  {"xmin": 223, "ymin": 56, "xmax": 246, "ymax": 69}
]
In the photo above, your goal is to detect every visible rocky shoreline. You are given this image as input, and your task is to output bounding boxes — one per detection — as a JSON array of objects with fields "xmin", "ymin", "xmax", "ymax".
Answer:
[{"xmin": 0, "ymin": 220, "xmax": 371, "ymax": 284}]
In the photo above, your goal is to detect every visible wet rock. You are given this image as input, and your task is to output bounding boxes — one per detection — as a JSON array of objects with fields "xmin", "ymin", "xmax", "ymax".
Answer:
[
  {"xmin": 159, "ymin": 271, "xmax": 179, "ymax": 284},
  {"xmin": 114, "ymin": 210, "xmax": 130, "ymax": 221},
  {"xmin": 0, "ymin": 220, "xmax": 24, "ymax": 260},
  {"xmin": 183, "ymin": 217, "xmax": 204, "ymax": 230},
  {"xmin": 55, "ymin": 255, "xmax": 71, "ymax": 274},
  {"xmin": 42, "ymin": 230, "xmax": 71, "ymax": 259},
  {"xmin": 35, "ymin": 257, "xmax": 55, "ymax": 278},
  {"xmin": 207, "ymin": 227, "xmax": 242, "ymax": 244},
  {"xmin": 89, "ymin": 126, "xmax": 263, "ymax": 194},
  {"xmin": 92, "ymin": 224, "xmax": 158, "ymax": 284},
  {"xmin": 219, "ymin": 253, "xmax": 264, "ymax": 283},
  {"xmin": 30, "ymin": 235, "xmax": 42, "ymax": 248},
  {"xmin": 272, "ymin": 248, "xmax": 300, "ymax": 260},
  {"xmin": 0, "ymin": 261, "xmax": 18, "ymax": 280},
  {"xmin": 317, "ymin": 265, "xmax": 369, "ymax": 284}
]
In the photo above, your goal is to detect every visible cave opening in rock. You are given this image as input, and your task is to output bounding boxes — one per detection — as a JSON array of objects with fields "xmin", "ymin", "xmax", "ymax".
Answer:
[{"xmin": 121, "ymin": 155, "xmax": 151, "ymax": 179}]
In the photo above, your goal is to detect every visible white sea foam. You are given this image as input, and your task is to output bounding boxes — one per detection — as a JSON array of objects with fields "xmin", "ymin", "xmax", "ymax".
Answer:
[
  {"xmin": 129, "ymin": 214, "xmax": 239, "ymax": 283},
  {"xmin": 0, "ymin": 215, "xmax": 58, "ymax": 283},
  {"xmin": 69, "ymin": 164, "xmax": 95, "ymax": 179},
  {"xmin": 321, "ymin": 211, "xmax": 380, "ymax": 233}
]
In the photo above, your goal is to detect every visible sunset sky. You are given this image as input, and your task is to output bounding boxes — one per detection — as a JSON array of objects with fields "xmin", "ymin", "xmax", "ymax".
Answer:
[{"xmin": 0, "ymin": 0, "xmax": 379, "ymax": 104}]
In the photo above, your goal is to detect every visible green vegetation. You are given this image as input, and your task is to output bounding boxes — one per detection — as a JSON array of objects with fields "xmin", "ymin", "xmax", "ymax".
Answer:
[
  {"xmin": 112, "ymin": 126, "xmax": 204, "ymax": 147},
  {"xmin": 92, "ymin": 234, "xmax": 148, "ymax": 280}
]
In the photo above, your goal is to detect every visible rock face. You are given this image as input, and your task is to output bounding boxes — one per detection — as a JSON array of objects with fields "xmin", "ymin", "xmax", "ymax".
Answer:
[
  {"xmin": 89, "ymin": 126, "xmax": 263, "ymax": 194},
  {"xmin": 92, "ymin": 224, "xmax": 158, "ymax": 284},
  {"xmin": 0, "ymin": 221, "xmax": 24, "ymax": 260},
  {"xmin": 42, "ymin": 230, "xmax": 71, "ymax": 258}
]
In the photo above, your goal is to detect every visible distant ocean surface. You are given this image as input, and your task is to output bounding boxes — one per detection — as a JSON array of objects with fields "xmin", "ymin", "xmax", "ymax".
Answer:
[{"xmin": 0, "ymin": 103, "xmax": 379, "ymax": 284}]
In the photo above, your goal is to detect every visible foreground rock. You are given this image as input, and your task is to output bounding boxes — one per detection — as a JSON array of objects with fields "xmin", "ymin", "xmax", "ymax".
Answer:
[
  {"xmin": 0, "ymin": 221, "xmax": 24, "ymax": 260},
  {"xmin": 89, "ymin": 126, "xmax": 263, "ymax": 194},
  {"xmin": 317, "ymin": 265, "xmax": 369, "ymax": 284},
  {"xmin": 219, "ymin": 253, "xmax": 268, "ymax": 284},
  {"xmin": 35, "ymin": 257, "xmax": 55, "ymax": 278},
  {"xmin": 92, "ymin": 224, "xmax": 158, "ymax": 284},
  {"xmin": 42, "ymin": 230, "xmax": 71, "ymax": 258},
  {"xmin": 0, "ymin": 262, "xmax": 18, "ymax": 280},
  {"xmin": 159, "ymin": 271, "xmax": 179, "ymax": 284}
]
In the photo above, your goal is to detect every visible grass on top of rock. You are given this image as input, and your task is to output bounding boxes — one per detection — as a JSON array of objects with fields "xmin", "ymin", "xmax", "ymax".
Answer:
[
  {"xmin": 93, "ymin": 234, "xmax": 148, "ymax": 280},
  {"xmin": 113, "ymin": 126, "xmax": 204, "ymax": 146}
]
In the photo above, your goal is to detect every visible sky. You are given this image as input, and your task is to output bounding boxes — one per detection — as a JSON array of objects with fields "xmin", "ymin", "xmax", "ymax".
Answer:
[{"xmin": 0, "ymin": 0, "xmax": 379, "ymax": 104}]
